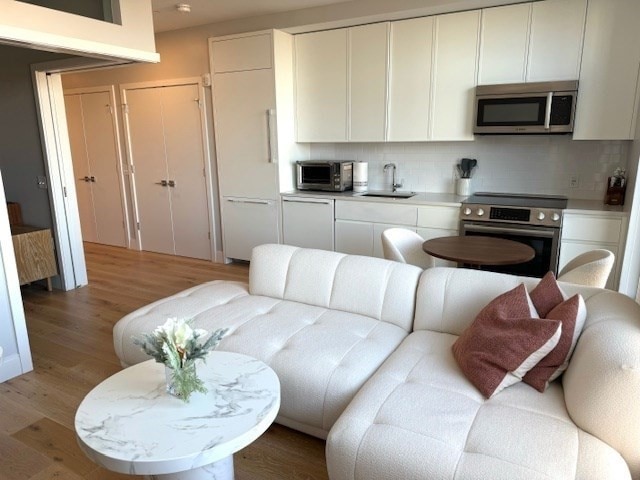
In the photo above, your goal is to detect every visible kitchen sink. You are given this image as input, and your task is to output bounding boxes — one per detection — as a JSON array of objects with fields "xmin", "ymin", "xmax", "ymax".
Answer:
[{"xmin": 357, "ymin": 191, "xmax": 417, "ymax": 199}]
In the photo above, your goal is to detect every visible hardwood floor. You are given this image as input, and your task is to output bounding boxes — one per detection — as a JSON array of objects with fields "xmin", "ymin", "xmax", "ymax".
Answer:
[{"xmin": 1, "ymin": 243, "xmax": 329, "ymax": 480}]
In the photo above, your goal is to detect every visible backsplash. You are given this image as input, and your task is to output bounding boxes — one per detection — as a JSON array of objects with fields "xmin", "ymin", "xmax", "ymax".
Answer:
[{"xmin": 308, "ymin": 137, "xmax": 629, "ymax": 200}]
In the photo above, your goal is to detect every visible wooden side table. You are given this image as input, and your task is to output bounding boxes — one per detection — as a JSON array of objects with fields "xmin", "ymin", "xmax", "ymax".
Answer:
[{"xmin": 11, "ymin": 225, "xmax": 57, "ymax": 291}]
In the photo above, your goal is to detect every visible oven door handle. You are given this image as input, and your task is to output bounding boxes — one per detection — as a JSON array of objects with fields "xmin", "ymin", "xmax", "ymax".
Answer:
[{"xmin": 464, "ymin": 224, "xmax": 556, "ymax": 238}]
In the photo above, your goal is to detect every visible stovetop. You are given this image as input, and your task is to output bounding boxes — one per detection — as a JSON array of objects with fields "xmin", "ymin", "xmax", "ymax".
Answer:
[{"xmin": 464, "ymin": 192, "xmax": 568, "ymax": 210}]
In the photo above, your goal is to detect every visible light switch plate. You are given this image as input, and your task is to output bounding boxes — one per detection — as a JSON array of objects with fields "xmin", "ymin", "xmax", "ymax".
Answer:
[{"xmin": 36, "ymin": 176, "xmax": 48, "ymax": 189}]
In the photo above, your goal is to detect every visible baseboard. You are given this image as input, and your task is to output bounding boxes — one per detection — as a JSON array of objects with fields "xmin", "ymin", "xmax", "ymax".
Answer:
[{"xmin": 0, "ymin": 353, "xmax": 29, "ymax": 383}]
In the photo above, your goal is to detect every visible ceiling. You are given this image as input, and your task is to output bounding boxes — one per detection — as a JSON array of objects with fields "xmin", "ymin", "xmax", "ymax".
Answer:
[{"xmin": 151, "ymin": 0, "xmax": 356, "ymax": 32}]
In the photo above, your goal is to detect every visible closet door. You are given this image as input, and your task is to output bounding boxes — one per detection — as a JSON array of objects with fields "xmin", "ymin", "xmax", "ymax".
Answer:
[
  {"xmin": 80, "ymin": 91, "xmax": 127, "ymax": 247},
  {"xmin": 161, "ymin": 84, "xmax": 211, "ymax": 260},
  {"xmin": 65, "ymin": 93, "xmax": 98, "ymax": 243},
  {"xmin": 64, "ymin": 90, "xmax": 126, "ymax": 247},
  {"xmin": 124, "ymin": 88, "xmax": 175, "ymax": 256}
]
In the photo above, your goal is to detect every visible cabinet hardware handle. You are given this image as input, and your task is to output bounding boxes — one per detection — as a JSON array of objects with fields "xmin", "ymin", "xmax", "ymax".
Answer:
[
  {"xmin": 155, "ymin": 180, "xmax": 168, "ymax": 186},
  {"xmin": 227, "ymin": 199, "xmax": 270, "ymax": 205},
  {"xmin": 168, "ymin": 180, "xmax": 176, "ymax": 187},
  {"xmin": 90, "ymin": 176, "xmax": 96, "ymax": 182},
  {"xmin": 80, "ymin": 176, "xmax": 90, "ymax": 182},
  {"xmin": 283, "ymin": 198, "xmax": 332, "ymax": 205}
]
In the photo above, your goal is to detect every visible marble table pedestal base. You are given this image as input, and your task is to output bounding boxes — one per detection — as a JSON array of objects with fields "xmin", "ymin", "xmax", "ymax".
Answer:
[{"xmin": 146, "ymin": 456, "xmax": 233, "ymax": 480}]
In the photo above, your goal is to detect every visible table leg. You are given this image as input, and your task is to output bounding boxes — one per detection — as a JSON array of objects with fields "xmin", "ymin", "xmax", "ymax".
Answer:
[{"xmin": 146, "ymin": 455, "xmax": 234, "ymax": 480}]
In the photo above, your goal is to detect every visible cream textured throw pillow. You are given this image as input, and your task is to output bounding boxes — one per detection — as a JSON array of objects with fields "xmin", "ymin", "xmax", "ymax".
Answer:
[{"xmin": 452, "ymin": 284, "xmax": 562, "ymax": 398}]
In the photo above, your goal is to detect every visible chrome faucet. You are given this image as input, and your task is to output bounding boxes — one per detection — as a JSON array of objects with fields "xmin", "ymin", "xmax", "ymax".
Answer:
[{"xmin": 383, "ymin": 163, "xmax": 403, "ymax": 192}]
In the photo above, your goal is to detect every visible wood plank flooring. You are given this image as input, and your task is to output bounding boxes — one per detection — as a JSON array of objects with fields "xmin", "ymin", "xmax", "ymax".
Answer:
[{"xmin": 1, "ymin": 243, "xmax": 329, "ymax": 480}]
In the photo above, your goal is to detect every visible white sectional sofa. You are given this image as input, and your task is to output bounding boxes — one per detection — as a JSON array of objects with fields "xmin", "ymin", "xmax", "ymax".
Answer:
[{"xmin": 113, "ymin": 244, "xmax": 640, "ymax": 479}]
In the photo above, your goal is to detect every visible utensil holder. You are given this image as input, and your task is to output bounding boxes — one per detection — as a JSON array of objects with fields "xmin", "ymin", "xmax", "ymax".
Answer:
[{"xmin": 456, "ymin": 178, "xmax": 471, "ymax": 196}]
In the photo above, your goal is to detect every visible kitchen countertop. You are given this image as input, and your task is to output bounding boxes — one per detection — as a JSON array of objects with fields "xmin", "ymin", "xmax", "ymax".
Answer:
[
  {"xmin": 281, "ymin": 190, "xmax": 466, "ymax": 207},
  {"xmin": 565, "ymin": 199, "xmax": 629, "ymax": 216},
  {"xmin": 282, "ymin": 190, "xmax": 629, "ymax": 216}
]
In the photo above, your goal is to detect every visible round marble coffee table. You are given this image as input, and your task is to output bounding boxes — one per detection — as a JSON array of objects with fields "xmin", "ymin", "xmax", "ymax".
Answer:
[{"xmin": 75, "ymin": 351, "xmax": 280, "ymax": 479}]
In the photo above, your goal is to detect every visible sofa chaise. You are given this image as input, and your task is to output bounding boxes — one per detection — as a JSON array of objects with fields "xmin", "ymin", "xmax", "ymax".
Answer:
[{"xmin": 113, "ymin": 244, "xmax": 640, "ymax": 479}]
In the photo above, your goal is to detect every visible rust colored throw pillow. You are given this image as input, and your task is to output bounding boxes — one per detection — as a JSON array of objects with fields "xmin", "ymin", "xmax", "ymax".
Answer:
[
  {"xmin": 530, "ymin": 271, "xmax": 566, "ymax": 318},
  {"xmin": 452, "ymin": 284, "xmax": 562, "ymax": 399},
  {"xmin": 523, "ymin": 294, "xmax": 587, "ymax": 392}
]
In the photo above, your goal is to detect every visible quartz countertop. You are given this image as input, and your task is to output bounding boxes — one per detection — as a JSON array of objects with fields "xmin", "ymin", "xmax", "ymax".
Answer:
[
  {"xmin": 566, "ymin": 199, "xmax": 629, "ymax": 216},
  {"xmin": 281, "ymin": 190, "xmax": 466, "ymax": 207}
]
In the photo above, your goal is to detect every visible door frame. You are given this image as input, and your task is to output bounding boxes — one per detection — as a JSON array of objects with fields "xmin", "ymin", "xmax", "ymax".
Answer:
[
  {"xmin": 119, "ymin": 77, "xmax": 217, "ymax": 259},
  {"xmin": 63, "ymin": 85, "xmax": 132, "ymax": 248}
]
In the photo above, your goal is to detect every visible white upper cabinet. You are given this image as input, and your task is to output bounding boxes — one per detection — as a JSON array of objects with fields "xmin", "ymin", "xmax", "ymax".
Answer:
[
  {"xmin": 387, "ymin": 16, "xmax": 433, "ymax": 141},
  {"xmin": 211, "ymin": 34, "xmax": 273, "ymax": 73},
  {"xmin": 295, "ymin": 29, "xmax": 348, "ymax": 142},
  {"xmin": 573, "ymin": 0, "xmax": 640, "ymax": 140},
  {"xmin": 478, "ymin": 3, "xmax": 531, "ymax": 85},
  {"xmin": 527, "ymin": 0, "xmax": 586, "ymax": 82},
  {"xmin": 431, "ymin": 10, "xmax": 480, "ymax": 141},
  {"xmin": 349, "ymin": 23, "xmax": 389, "ymax": 142}
]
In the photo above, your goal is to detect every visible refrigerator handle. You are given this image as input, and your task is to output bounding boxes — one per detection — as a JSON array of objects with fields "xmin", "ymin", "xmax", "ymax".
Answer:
[{"xmin": 267, "ymin": 109, "xmax": 278, "ymax": 164}]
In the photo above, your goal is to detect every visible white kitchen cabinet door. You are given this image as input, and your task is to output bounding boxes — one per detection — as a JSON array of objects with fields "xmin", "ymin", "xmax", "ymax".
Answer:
[
  {"xmin": 478, "ymin": 3, "xmax": 531, "ymax": 85},
  {"xmin": 282, "ymin": 197, "xmax": 334, "ymax": 251},
  {"xmin": 161, "ymin": 84, "xmax": 212, "ymax": 261},
  {"xmin": 123, "ymin": 84, "xmax": 212, "ymax": 260},
  {"xmin": 210, "ymin": 33, "xmax": 272, "ymax": 73},
  {"xmin": 526, "ymin": 0, "xmax": 586, "ymax": 82},
  {"xmin": 335, "ymin": 220, "xmax": 373, "ymax": 256},
  {"xmin": 373, "ymin": 223, "xmax": 417, "ymax": 259},
  {"xmin": 387, "ymin": 16, "xmax": 433, "ymax": 141},
  {"xmin": 213, "ymin": 68, "xmax": 278, "ymax": 200},
  {"xmin": 222, "ymin": 198, "xmax": 279, "ymax": 261},
  {"xmin": 295, "ymin": 29, "xmax": 348, "ymax": 142},
  {"xmin": 64, "ymin": 90, "xmax": 127, "ymax": 248},
  {"xmin": 349, "ymin": 22, "xmax": 389, "ymax": 142},
  {"xmin": 573, "ymin": 0, "xmax": 640, "ymax": 140},
  {"xmin": 431, "ymin": 10, "xmax": 481, "ymax": 141}
]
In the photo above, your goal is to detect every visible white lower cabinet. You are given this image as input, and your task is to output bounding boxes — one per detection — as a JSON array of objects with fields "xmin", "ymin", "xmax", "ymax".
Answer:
[
  {"xmin": 560, "ymin": 212, "xmax": 628, "ymax": 290},
  {"xmin": 335, "ymin": 220, "xmax": 374, "ymax": 256},
  {"xmin": 222, "ymin": 197, "xmax": 279, "ymax": 261},
  {"xmin": 282, "ymin": 196, "xmax": 334, "ymax": 251}
]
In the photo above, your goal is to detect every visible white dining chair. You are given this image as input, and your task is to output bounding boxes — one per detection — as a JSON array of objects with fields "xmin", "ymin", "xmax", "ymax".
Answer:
[
  {"xmin": 381, "ymin": 228, "xmax": 435, "ymax": 270},
  {"xmin": 557, "ymin": 249, "xmax": 615, "ymax": 288}
]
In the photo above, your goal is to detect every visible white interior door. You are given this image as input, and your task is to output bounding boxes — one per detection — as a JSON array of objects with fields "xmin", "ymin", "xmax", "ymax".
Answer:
[
  {"xmin": 161, "ymin": 84, "xmax": 212, "ymax": 260},
  {"xmin": 124, "ymin": 87, "xmax": 175, "ymax": 255},
  {"xmin": 80, "ymin": 90, "xmax": 126, "ymax": 247},
  {"xmin": 64, "ymin": 93, "xmax": 98, "ymax": 243}
]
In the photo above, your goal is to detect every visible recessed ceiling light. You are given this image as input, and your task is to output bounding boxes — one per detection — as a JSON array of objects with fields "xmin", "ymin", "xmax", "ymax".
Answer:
[{"xmin": 176, "ymin": 3, "xmax": 191, "ymax": 14}]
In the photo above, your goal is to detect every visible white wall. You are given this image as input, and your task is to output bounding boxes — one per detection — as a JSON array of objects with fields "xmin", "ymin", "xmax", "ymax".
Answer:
[
  {"xmin": 310, "ymin": 137, "xmax": 629, "ymax": 200},
  {"xmin": 0, "ymin": 170, "xmax": 33, "ymax": 382}
]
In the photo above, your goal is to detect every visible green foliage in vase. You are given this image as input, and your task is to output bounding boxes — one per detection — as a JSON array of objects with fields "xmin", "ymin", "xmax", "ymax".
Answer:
[{"xmin": 133, "ymin": 318, "xmax": 228, "ymax": 402}]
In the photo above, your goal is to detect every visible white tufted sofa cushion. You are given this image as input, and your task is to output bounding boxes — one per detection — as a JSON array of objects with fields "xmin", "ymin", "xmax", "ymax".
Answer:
[
  {"xmin": 328, "ymin": 267, "xmax": 640, "ymax": 479},
  {"xmin": 113, "ymin": 245, "xmax": 423, "ymax": 438},
  {"xmin": 326, "ymin": 331, "xmax": 630, "ymax": 480}
]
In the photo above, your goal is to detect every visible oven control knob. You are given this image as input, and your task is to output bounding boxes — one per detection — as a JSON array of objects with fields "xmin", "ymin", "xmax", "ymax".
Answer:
[
  {"xmin": 476, "ymin": 208, "xmax": 485, "ymax": 216},
  {"xmin": 537, "ymin": 212, "xmax": 546, "ymax": 221},
  {"xmin": 463, "ymin": 207, "xmax": 472, "ymax": 216},
  {"xmin": 552, "ymin": 213, "xmax": 560, "ymax": 222}
]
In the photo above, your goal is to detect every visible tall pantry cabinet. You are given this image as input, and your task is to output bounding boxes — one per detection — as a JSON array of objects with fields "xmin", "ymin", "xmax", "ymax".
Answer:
[{"xmin": 210, "ymin": 30, "xmax": 307, "ymax": 261}]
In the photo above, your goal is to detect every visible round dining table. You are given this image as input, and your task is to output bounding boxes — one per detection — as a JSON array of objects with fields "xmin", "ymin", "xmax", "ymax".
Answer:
[{"xmin": 422, "ymin": 235, "xmax": 535, "ymax": 267}]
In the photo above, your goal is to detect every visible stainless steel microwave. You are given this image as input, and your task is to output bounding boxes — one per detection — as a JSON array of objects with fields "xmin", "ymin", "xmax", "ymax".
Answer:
[
  {"xmin": 474, "ymin": 80, "xmax": 578, "ymax": 135},
  {"xmin": 296, "ymin": 160, "xmax": 353, "ymax": 192}
]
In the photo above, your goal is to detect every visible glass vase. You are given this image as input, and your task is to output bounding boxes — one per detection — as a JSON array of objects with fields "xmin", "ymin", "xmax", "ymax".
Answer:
[{"xmin": 164, "ymin": 362, "xmax": 203, "ymax": 401}]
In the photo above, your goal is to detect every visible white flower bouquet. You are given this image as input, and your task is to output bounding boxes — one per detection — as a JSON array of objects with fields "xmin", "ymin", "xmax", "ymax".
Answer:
[{"xmin": 134, "ymin": 318, "xmax": 228, "ymax": 401}]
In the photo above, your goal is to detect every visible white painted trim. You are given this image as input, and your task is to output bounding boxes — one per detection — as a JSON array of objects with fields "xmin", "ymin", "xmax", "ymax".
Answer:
[
  {"xmin": 119, "ymin": 78, "xmax": 217, "ymax": 260},
  {"xmin": 32, "ymin": 70, "xmax": 88, "ymax": 290},
  {"xmin": 0, "ymin": 171, "xmax": 33, "ymax": 381},
  {"xmin": 63, "ymin": 85, "xmax": 132, "ymax": 248}
]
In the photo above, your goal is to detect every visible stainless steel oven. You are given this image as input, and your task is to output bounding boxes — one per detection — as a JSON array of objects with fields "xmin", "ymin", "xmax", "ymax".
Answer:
[{"xmin": 460, "ymin": 193, "xmax": 567, "ymax": 277}]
